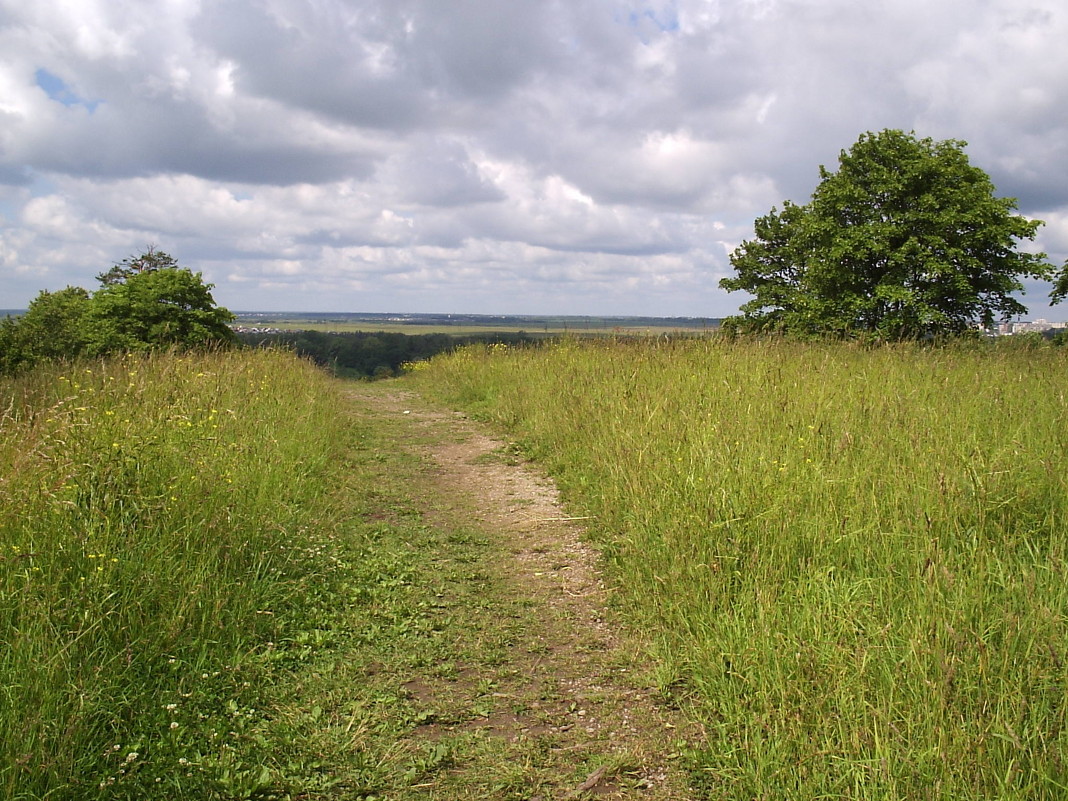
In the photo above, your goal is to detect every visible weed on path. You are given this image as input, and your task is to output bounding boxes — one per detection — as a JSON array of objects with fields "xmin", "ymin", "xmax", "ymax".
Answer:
[{"xmin": 294, "ymin": 381, "xmax": 697, "ymax": 799}]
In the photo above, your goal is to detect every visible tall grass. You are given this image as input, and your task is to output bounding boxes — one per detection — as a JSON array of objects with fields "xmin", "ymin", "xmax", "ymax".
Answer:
[
  {"xmin": 414, "ymin": 337, "xmax": 1068, "ymax": 799},
  {"xmin": 0, "ymin": 348, "xmax": 346, "ymax": 799}
]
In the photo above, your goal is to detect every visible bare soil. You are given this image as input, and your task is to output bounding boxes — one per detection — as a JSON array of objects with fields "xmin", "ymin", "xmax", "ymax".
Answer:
[{"xmin": 349, "ymin": 384, "xmax": 697, "ymax": 799}]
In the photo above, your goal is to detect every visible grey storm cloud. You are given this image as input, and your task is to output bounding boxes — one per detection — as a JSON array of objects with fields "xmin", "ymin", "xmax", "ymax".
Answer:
[
  {"xmin": 1, "ymin": 0, "xmax": 1067, "ymax": 317},
  {"xmin": 192, "ymin": 0, "xmax": 566, "ymax": 128}
]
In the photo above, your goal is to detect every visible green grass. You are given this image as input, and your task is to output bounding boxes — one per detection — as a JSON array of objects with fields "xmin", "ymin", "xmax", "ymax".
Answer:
[
  {"xmin": 2, "ymin": 350, "xmax": 672, "ymax": 800},
  {"xmin": 411, "ymin": 336, "xmax": 1068, "ymax": 799},
  {"xmin": 0, "ymin": 348, "xmax": 348, "ymax": 799},
  {"xmin": 248, "ymin": 385, "xmax": 556, "ymax": 799},
  {"xmin": 229, "ymin": 381, "xmax": 674, "ymax": 799},
  {"xmin": 12, "ymin": 336, "xmax": 1067, "ymax": 798}
]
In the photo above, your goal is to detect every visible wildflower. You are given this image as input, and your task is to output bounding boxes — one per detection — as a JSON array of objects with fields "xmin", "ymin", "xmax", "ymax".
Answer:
[{"xmin": 170, "ymin": 721, "xmax": 179, "ymax": 729}]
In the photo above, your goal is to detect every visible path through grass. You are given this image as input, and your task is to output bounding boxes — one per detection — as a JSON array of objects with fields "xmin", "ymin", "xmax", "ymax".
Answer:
[
  {"xmin": 265, "ymin": 380, "xmax": 694, "ymax": 799},
  {"xmin": 2, "ymin": 352, "xmax": 695, "ymax": 799}
]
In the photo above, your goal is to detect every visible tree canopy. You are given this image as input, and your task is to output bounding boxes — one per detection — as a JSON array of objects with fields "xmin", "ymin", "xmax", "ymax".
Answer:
[
  {"xmin": 96, "ymin": 247, "xmax": 179, "ymax": 286},
  {"xmin": 86, "ymin": 266, "xmax": 235, "ymax": 355},
  {"xmin": 1, "ymin": 250, "xmax": 234, "ymax": 374},
  {"xmin": 15, "ymin": 286, "xmax": 92, "ymax": 361},
  {"xmin": 720, "ymin": 130, "xmax": 1053, "ymax": 339}
]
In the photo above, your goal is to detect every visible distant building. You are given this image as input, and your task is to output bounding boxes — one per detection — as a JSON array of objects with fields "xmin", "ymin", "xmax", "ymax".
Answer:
[{"xmin": 998, "ymin": 319, "xmax": 1068, "ymax": 335}]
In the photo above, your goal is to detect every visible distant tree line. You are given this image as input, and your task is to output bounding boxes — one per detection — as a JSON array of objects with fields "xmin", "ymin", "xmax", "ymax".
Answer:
[
  {"xmin": 1, "ymin": 249, "xmax": 235, "ymax": 376},
  {"xmin": 237, "ymin": 329, "xmax": 538, "ymax": 379}
]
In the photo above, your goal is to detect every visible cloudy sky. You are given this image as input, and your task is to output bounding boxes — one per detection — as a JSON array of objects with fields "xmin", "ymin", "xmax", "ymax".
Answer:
[{"xmin": 2, "ymin": 0, "xmax": 1067, "ymax": 317}]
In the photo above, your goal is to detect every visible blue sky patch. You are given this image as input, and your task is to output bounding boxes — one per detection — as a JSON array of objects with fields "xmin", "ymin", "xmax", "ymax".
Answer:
[
  {"xmin": 618, "ymin": 4, "xmax": 680, "ymax": 44},
  {"xmin": 35, "ymin": 68, "xmax": 100, "ymax": 112},
  {"xmin": 633, "ymin": 7, "xmax": 679, "ymax": 33}
]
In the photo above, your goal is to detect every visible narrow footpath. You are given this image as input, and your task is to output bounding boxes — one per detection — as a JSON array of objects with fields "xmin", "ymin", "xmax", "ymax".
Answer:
[{"xmin": 332, "ymin": 381, "xmax": 697, "ymax": 799}]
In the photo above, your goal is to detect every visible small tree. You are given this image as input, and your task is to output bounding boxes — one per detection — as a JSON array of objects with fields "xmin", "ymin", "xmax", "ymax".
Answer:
[
  {"xmin": 87, "ymin": 265, "xmax": 236, "ymax": 355},
  {"xmin": 0, "ymin": 316, "xmax": 28, "ymax": 375},
  {"xmin": 17, "ymin": 286, "xmax": 92, "ymax": 361},
  {"xmin": 720, "ymin": 130, "xmax": 1053, "ymax": 339},
  {"xmin": 0, "ymin": 287, "xmax": 93, "ymax": 374}
]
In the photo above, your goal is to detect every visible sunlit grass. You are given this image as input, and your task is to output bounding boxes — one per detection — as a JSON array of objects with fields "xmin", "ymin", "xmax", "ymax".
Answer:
[
  {"xmin": 0, "ymin": 348, "xmax": 347, "ymax": 799},
  {"xmin": 412, "ymin": 336, "xmax": 1068, "ymax": 799}
]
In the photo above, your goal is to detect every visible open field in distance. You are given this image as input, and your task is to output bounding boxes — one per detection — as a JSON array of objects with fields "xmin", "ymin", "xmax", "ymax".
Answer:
[{"xmin": 232, "ymin": 311, "xmax": 721, "ymax": 335}]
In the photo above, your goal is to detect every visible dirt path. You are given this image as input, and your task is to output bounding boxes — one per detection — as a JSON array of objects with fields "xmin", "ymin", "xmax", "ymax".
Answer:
[{"xmin": 347, "ymin": 383, "xmax": 697, "ymax": 799}]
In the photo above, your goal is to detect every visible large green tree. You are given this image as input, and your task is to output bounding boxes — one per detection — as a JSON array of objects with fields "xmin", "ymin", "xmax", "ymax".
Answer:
[
  {"xmin": 720, "ymin": 130, "xmax": 1053, "ymax": 339},
  {"xmin": 87, "ymin": 265, "xmax": 236, "ymax": 355}
]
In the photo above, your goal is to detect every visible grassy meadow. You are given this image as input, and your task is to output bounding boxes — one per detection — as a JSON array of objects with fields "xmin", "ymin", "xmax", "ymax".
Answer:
[
  {"xmin": 7, "ymin": 333, "xmax": 1068, "ymax": 799},
  {"xmin": 412, "ymin": 336, "xmax": 1068, "ymax": 799},
  {"xmin": 0, "ymin": 349, "xmax": 347, "ymax": 799}
]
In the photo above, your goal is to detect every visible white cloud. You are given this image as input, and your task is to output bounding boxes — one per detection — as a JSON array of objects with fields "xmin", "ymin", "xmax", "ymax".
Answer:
[{"xmin": 0, "ymin": 0, "xmax": 1066, "ymax": 317}]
